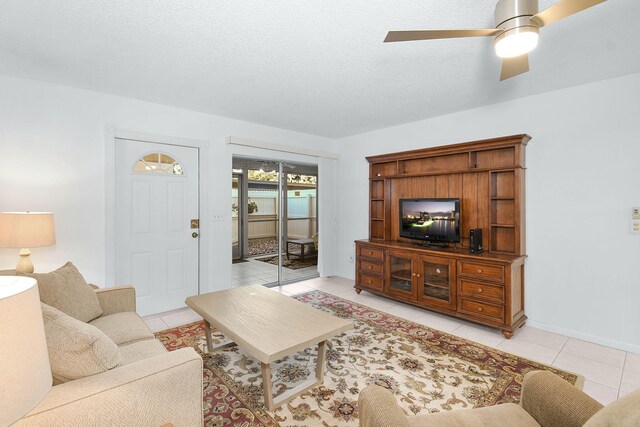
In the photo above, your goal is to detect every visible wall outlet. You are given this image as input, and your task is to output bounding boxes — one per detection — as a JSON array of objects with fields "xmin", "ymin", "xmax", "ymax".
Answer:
[
  {"xmin": 631, "ymin": 220, "xmax": 640, "ymax": 235},
  {"xmin": 349, "ymin": 256, "xmax": 354, "ymax": 263},
  {"xmin": 633, "ymin": 207, "xmax": 640, "ymax": 220}
]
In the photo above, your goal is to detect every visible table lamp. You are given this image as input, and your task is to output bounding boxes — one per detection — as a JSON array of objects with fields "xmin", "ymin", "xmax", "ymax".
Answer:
[
  {"xmin": 0, "ymin": 212, "xmax": 56, "ymax": 273},
  {"xmin": 0, "ymin": 276, "xmax": 52, "ymax": 426}
]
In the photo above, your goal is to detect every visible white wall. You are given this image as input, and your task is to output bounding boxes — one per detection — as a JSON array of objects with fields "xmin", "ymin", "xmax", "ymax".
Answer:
[
  {"xmin": 335, "ymin": 72, "xmax": 640, "ymax": 352},
  {"xmin": 0, "ymin": 73, "xmax": 335, "ymax": 296}
]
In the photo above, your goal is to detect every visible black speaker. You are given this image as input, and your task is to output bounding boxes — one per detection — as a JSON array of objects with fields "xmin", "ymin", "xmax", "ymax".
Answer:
[{"xmin": 469, "ymin": 228, "xmax": 483, "ymax": 253}]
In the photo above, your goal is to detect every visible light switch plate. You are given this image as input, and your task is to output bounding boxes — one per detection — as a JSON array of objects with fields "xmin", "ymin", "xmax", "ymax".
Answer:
[{"xmin": 631, "ymin": 220, "xmax": 640, "ymax": 235}]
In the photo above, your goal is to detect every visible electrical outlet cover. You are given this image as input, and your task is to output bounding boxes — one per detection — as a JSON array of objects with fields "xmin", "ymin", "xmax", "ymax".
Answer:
[
  {"xmin": 633, "ymin": 207, "xmax": 640, "ymax": 220},
  {"xmin": 631, "ymin": 220, "xmax": 640, "ymax": 235}
]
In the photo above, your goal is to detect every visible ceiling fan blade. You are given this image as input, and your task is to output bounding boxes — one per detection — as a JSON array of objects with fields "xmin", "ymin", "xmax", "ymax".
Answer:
[
  {"xmin": 384, "ymin": 29, "xmax": 501, "ymax": 43},
  {"xmin": 500, "ymin": 54, "xmax": 529, "ymax": 81},
  {"xmin": 530, "ymin": 0, "xmax": 607, "ymax": 28}
]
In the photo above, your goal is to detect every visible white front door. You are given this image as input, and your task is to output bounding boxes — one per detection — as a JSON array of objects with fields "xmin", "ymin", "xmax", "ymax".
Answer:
[{"xmin": 115, "ymin": 139, "xmax": 199, "ymax": 316}]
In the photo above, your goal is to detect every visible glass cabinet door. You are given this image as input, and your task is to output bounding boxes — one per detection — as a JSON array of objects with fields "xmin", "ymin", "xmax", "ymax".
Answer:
[
  {"xmin": 418, "ymin": 256, "xmax": 456, "ymax": 308},
  {"xmin": 387, "ymin": 252, "xmax": 414, "ymax": 296}
]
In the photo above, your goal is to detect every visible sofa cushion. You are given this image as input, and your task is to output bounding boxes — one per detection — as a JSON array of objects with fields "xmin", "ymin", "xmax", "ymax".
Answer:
[
  {"xmin": 89, "ymin": 311, "xmax": 154, "ymax": 345},
  {"xmin": 119, "ymin": 339, "xmax": 167, "ymax": 364},
  {"xmin": 41, "ymin": 303, "xmax": 121, "ymax": 384},
  {"xmin": 20, "ymin": 262, "xmax": 103, "ymax": 322},
  {"xmin": 585, "ymin": 389, "xmax": 640, "ymax": 426},
  {"xmin": 407, "ymin": 403, "xmax": 540, "ymax": 427}
]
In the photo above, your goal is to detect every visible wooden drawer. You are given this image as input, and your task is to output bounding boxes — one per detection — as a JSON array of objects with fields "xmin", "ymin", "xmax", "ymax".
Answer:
[
  {"xmin": 358, "ymin": 260, "xmax": 383, "ymax": 275},
  {"xmin": 357, "ymin": 273, "xmax": 384, "ymax": 291},
  {"xmin": 458, "ymin": 297, "xmax": 504, "ymax": 322},
  {"xmin": 358, "ymin": 246, "xmax": 384, "ymax": 262},
  {"xmin": 458, "ymin": 279, "xmax": 504, "ymax": 303},
  {"xmin": 458, "ymin": 261, "xmax": 504, "ymax": 283}
]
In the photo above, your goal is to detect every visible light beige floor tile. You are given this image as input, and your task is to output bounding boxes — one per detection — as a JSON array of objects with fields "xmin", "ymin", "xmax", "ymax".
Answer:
[
  {"xmin": 161, "ymin": 308, "xmax": 202, "ymax": 328},
  {"xmin": 511, "ymin": 325, "xmax": 569, "ymax": 351},
  {"xmin": 319, "ymin": 282, "xmax": 354, "ymax": 297},
  {"xmin": 382, "ymin": 302, "xmax": 428, "ymax": 321},
  {"xmin": 582, "ymin": 380, "xmax": 620, "ymax": 405},
  {"xmin": 327, "ymin": 276, "xmax": 357, "ymax": 287},
  {"xmin": 495, "ymin": 339, "xmax": 559, "ymax": 365},
  {"xmin": 451, "ymin": 324, "xmax": 505, "ymax": 348},
  {"xmin": 413, "ymin": 311, "xmax": 463, "ymax": 333},
  {"xmin": 562, "ymin": 338, "xmax": 626, "ymax": 368},
  {"xmin": 302, "ymin": 277, "xmax": 337, "ymax": 289},
  {"xmin": 356, "ymin": 293, "xmax": 398, "ymax": 310},
  {"xmin": 280, "ymin": 282, "xmax": 315, "ymax": 295},
  {"xmin": 620, "ymin": 369, "xmax": 640, "ymax": 395},
  {"xmin": 144, "ymin": 317, "xmax": 168, "ymax": 333},
  {"xmin": 553, "ymin": 352, "xmax": 623, "ymax": 389},
  {"xmin": 617, "ymin": 389, "xmax": 632, "ymax": 398},
  {"xmin": 624, "ymin": 352, "xmax": 640, "ymax": 374}
]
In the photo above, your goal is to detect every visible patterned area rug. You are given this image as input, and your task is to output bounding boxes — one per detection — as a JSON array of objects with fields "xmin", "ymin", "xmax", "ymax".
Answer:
[
  {"xmin": 248, "ymin": 238, "xmax": 278, "ymax": 257},
  {"xmin": 156, "ymin": 291, "xmax": 581, "ymax": 426},
  {"xmin": 255, "ymin": 255, "xmax": 318, "ymax": 270}
]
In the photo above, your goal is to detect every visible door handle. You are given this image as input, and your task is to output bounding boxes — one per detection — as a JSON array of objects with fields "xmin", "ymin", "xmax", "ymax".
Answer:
[{"xmin": 192, "ymin": 232, "xmax": 199, "ymax": 238}]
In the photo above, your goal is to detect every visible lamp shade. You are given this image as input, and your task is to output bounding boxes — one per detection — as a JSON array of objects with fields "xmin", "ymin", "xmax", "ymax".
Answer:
[
  {"xmin": 0, "ymin": 276, "xmax": 52, "ymax": 426},
  {"xmin": 0, "ymin": 212, "xmax": 56, "ymax": 248}
]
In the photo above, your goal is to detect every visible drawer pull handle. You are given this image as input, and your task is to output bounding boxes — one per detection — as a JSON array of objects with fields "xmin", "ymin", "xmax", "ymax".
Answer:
[
  {"xmin": 368, "ymin": 280, "xmax": 372, "ymax": 284},
  {"xmin": 436, "ymin": 268, "xmax": 441, "ymax": 274},
  {"xmin": 477, "ymin": 307, "xmax": 483, "ymax": 312},
  {"xmin": 368, "ymin": 265, "xmax": 372, "ymax": 269},
  {"xmin": 368, "ymin": 251, "xmax": 373, "ymax": 255},
  {"xmin": 416, "ymin": 273, "xmax": 421, "ymax": 278},
  {"xmin": 412, "ymin": 273, "xmax": 416, "ymax": 277},
  {"xmin": 477, "ymin": 269, "xmax": 483, "ymax": 274},
  {"xmin": 477, "ymin": 288, "xmax": 483, "ymax": 293}
]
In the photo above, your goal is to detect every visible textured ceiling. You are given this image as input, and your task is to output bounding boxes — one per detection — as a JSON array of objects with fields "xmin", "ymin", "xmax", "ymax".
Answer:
[{"xmin": 0, "ymin": 1, "xmax": 637, "ymax": 137}]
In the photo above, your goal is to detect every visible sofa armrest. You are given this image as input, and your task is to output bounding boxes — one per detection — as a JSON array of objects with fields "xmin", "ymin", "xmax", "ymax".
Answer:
[
  {"xmin": 95, "ymin": 285, "xmax": 136, "ymax": 315},
  {"xmin": 358, "ymin": 385, "xmax": 411, "ymax": 427},
  {"xmin": 521, "ymin": 370, "xmax": 603, "ymax": 427},
  {"xmin": 18, "ymin": 347, "xmax": 203, "ymax": 427}
]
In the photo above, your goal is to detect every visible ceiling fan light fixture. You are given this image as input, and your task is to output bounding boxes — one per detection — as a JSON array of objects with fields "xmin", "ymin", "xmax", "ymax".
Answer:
[{"xmin": 494, "ymin": 26, "xmax": 539, "ymax": 58}]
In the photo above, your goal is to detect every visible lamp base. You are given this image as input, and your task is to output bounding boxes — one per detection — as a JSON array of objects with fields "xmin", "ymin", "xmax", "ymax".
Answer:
[{"xmin": 16, "ymin": 248, "xmax": 34, "ymax": 273}]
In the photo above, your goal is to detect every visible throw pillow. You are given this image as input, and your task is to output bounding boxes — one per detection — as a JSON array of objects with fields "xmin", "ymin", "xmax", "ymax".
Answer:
[
  {"xmin": 41, "ymin": 303, "xmax": 122, "ymax": 384},
  {"xmin": 19, "ymin": 262, "xmax": 103, "ymax": 322}
]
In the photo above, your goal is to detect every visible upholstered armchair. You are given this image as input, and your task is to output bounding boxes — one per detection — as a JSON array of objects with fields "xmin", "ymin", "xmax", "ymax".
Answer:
[{"xmin": 359, "ymin": 370, "xmax": 640, "ymax": 427}]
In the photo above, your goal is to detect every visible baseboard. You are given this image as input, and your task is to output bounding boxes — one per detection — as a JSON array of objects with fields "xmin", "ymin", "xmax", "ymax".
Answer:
[{"xmin": 526, "ymin": 319, "xmax": 640, "ymax": 355}]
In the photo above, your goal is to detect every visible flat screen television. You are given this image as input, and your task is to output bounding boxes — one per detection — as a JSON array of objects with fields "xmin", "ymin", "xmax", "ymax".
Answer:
[{"xmin": 399, "ymin": 198, "xmax": 460, "ymax": 243}]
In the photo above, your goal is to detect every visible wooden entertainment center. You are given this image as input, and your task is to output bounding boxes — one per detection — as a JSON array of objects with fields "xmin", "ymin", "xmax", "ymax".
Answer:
[{"xmin": 354, "ymin": 134, "xmax": 530, "ymax": 338}]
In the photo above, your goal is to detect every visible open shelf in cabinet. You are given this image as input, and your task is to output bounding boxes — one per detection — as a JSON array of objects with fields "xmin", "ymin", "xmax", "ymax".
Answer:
[
  {"xmin": 370, "ymin": 220, "xmax": 385, "ymax": 240},
  {"xmin": 491, "ymin": 226, "xmax": 516, "ymax": 253},
  {"xmin": 371, "ymin": 162, "xmax": 397, "ymax": 177},
  {"xmin": 371, "ymin": 179, "xmax": 385, "ymax": 199},
  {"xmin": 490, "ymin": 170, "xmax": 515, "ymax": 198}
]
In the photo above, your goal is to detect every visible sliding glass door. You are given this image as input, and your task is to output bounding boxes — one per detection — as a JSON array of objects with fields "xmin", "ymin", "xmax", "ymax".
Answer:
[
  {"xmin": 231, "ymin": 157, "xmax": 318, "ymax": 287},
  {"xmin": 281, "ymin": 164, "xmax": 318, "ymax": 283}
]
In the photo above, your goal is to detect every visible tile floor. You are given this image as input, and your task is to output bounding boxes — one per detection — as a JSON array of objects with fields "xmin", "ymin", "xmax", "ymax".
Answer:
[
  {"xmin": 231, "ymin": 257, "xmax": 318, "ymax": 287},
  {"xmin": 143, "ymin": 276, "xmax": 639, "ymax": 406}
]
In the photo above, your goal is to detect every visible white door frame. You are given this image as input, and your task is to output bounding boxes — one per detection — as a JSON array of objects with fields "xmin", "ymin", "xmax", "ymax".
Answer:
[{"xmin": 105, "ymin": 125, "xmax": 210, "ymax": 290}]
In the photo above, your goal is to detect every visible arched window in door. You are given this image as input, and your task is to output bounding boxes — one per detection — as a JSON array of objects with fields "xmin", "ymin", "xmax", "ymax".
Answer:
[{"xmin": 133, "ymin": 153, "xmax": 184, "ymax": 175}]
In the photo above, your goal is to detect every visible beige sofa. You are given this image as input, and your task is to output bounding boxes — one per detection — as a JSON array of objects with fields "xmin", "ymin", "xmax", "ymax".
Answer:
[
  {"xmin": 2, "ymin": 265, "xmax": 203, "ymax": 426},
  {"xmin": 359, "ymin": 370, "xmax": 640, "ymax": 427}
]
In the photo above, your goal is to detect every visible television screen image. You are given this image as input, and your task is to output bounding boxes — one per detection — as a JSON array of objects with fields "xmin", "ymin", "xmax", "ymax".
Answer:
[{"xmin": 399, "ymin": 198, "xmax": 460, "ymax": 243}]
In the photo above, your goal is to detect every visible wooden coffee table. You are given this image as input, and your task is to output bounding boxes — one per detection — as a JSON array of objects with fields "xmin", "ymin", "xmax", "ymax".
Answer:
[{"xmin": 185, "ymin": 285, "xmax": 353, "ymax": 410}]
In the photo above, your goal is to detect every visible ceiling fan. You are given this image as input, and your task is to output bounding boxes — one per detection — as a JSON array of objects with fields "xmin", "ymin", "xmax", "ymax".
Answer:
[{"xmin": 384, "ymin": 0, "xmax": 607, "ymax": 80}]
